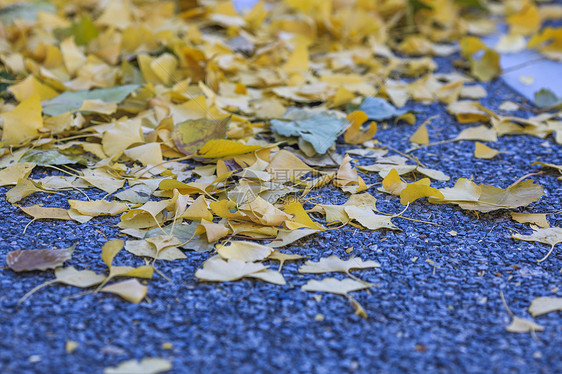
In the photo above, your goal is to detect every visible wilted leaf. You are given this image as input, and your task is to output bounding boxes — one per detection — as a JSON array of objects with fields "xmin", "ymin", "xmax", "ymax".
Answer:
[
  {"xmin": 1, "ymin": 95, "xmax": 43, "ymax": 146},
  {"xmin": 529, "ymin": 297, "xmax": 562, "ymax": 317},
  {"xmin": 299, "ymin": 256, "xmax": 380, "ymax": 274},
  {"xmin": 124, "ymin": 239, "xmax": 186, "ymax": 261},
  {"xmin": 6, "ymin": 245, "xmax": 74, "ymax": 272},
  {"xmin": 0, "ymin": 0, "xmax": 55, "ymax": 24},
  {"xmin": 100, "ymin": 279, "xmax": 148, "ymax": 303},
  {"xmin": 358, "ymin": 97, "xmax": 405, "ymax": 121},
  {"xmin": 54, "ymin": 266, "xmax": 106, "ymax": 288},
  {"xmin": 0, "ymin": 163, "xmax": 35, "ymax": 187},
  {"xmin": 506, "ymin": 316, "xmax": 544, "ymax": 333},
  {"xmin": 512, "ymin": 227, "xmax": 562, "ymax": 262},
  {"xmin": 172, "ymin": 117, "xmax": 230, "ymax": 156},
  {"xmin": 18, "ymin": 266, "xmax": 105, "ymax": 304},
  {"xmin": 534, "ymin": 88, "xmax": 562, "ymax": 109},
  {"xmin": 270, "ymin": 108, "xmax": 348, "ymax": 155},
  {"xmin": 19, "ymin": 204, "xmax": 72, "ymax": 221},
  {"xmin": 267, "ymin": 229, "xmax": 320, "ymax": 248},
  {"xmin": 101, "ymin": 239, "xmax": 154, "ymax": 283},
  {"xmin": 268, "ymin": 251, "xmax": 306, "ymax": 271},
  {"xmin": 455, "ymin": 125, "xmax": 497, "ymax": 142},
  {"xmin": 104, "ymin": 358, "xmax": 172, "ymax": 374},
  {"xmin": 216, "ymin": 241, "xmax": 272, "ymax": 262},
  {"xmin": 53, "ymin": 15, "xmax": 99, "ymax": 46},
  {"xmin": 474, "ymin": 142, "xmax": 499, "ymax": 159},
  {"xmin": 410, "ymin": 123, "xmax": 429, "ymax": 145},
  {"xmin": 197, "ymin": 139, "xmax": 262, "ymax": 159},
  {"xmin": 20, "ymin": 149, "xmax": 88, "ymax": 166},
  {"xmin": 400, "ymin": 179, "xmax": 444, "ymax": 205},
  {"xmin": 195, "ymin": 256, "xmax": 270, "ymax": 283},
  {"xmin": 429, "ymin": 178, "xmax": 543, "ymax": 213},
  {"xmin": 344, "ymin": 111, "xmax": 377, "ymax": 144},
  {"xmin": 510, "ymin": 213, "xmax": 549, "ymax": 228},
  {"xmin": 301, "ymin": 278, "xmax": 370, "ymax": 296},
  {"xmin": 344, "ymin": 205, "xmax": 398, "ymax": 231},
  {"xmin": 42, "ymin": 85, "xmax": 139, "ymax": 116}
]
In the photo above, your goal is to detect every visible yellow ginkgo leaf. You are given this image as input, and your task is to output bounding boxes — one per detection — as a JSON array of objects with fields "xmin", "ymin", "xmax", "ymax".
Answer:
[
  {"xmin": 200, "ymin": 220, "xmax": 230, "ymax": 243},
  {"xmin": 100, "ymin": 279, "xmax": 147, "ymax": 303},
  {"xmin": 399, "ymin": 179, "xmax": 444, "ymax": 205},
  {"xmin": 381, "ymin": 168, "xmax": 407, "ymax": 195},
  {"xmin": 298, "ymin": 255, "xmax": 380, "ymax": 274},
  {"xmin": 301, "ymin": 277, "xmax": 370, "ymax": 296},
  {"xmin": 8, "ymin": 75, "xmax": 58, "ymax": 101},
  {"xmin": 283, "ymin": 201, "xmax": 324, "ymax": 230},
  {"xmin": 0, "ymin": 163, "xmax": 36, "ymax": 187},
  {"xmin": 197, "ymin": 139, "xmax": 262, "ymax": 159},
  {"xmin": 216, "ymin": 241, "xmax": 272, "ymax": 262},
  {"xmin": 344, "ymin": 111, "xmax": 377, "ymax": 144},
  {"xmin": 509, "ymin": 212, "xmax": 549, "ymax": 228},
  {"xmin": 409, "ymin": 123, "xmax": 429, "ymax": 145},
  {"xmin": 474, "ymin": 142, "xmax": 499, "ymax": 159},
  {"xmin": 1, "ymin": 94, "xmax": 44, "ymax": 146},
  {"xmin": 283, "ymin": 40, "xmax": 309, "ymax": 73},
  {"xmin": 68, "ymin": 200, "xmax": 128, "ymax": 217},
  {"xmin": 344, "ymin": 205, "xmax": 398, "ymax": 231}
]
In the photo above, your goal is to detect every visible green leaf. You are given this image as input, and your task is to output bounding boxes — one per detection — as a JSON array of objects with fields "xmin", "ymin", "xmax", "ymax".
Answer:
[
  {"xmin": 534, "ymin": 88, "xmax": 562, "ymax": 109},
  {"xmin": 270, "ymin": 108, "xmax": 348, "ymax": 155},
  {"xmin": 171, "ymin": 117, "xmax": 230, "ymax": 156},
  {"xmin": 42, "ymin": 85, "xmax": 139, "ymax": 116},
  {"xmin": 53, "ymin": 15, "xmax": 98, "ymax": 46},
  {"xmin": 0, "ymin": 0, "xmax": 55, "ymax": 24},
  {"xmin": 20, "ymin": 148, "xmax": 89, "ymax": 166},
  {"xmin": 358, "ymin": 97, "xmax": 406, "ymax": 121}
]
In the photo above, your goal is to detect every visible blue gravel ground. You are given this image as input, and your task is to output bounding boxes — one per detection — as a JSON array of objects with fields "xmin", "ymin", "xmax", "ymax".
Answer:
[{"xmin": 1, "ymin": 56, "xmax": 561, "ymax": 373}]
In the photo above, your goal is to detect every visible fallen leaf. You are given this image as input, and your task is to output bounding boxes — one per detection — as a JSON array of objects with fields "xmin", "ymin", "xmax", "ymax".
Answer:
[
  {"xmin": 197, "ymin": 139, "xmax": 262, "ymax": 159},
  {"xmin": 172, "ymin": 117, "xmax": 231, "ymax": 156},
  {"xmin": 100, "ymin": 279, "xmax": 148, "ymax": 303},
  {"xmin": 344, "ymin": 111, "xmax": 377, "ymax": 144},
  {"xmin": 358, "ymin": 97, "xmax": 405, "ymax": 121},
  {"xmin": 195, "ymin": 255, "xmax": 271, "ymax": 283},
  {"xmin": 270, "ymin": 108, "xmax": 348, "ymax": 155},
  {"xmin": 0, "ymin": 163, "xmax": 36, "ymax": 187},
  {"xmin": 506, "ymin": 316, "xmax": 544, "ymax": 333},
  {"xmin": 510, "ymin": 212, "xmax": 549, "ymax": 228},
  {"xmin": 65, "ymin": 341, "xmax": 78, "ymax": 354},
  {"xmin": 124, "ymin": 239, "xmax": 186, "ymax": 261},
  {"xmin": 104, "ymin": 358, "xmax": 172, "ymax": 374},
  {"xmin": 42, "ymin": 85, "xmax": 139, "ymax": 116},
  {"xmin": 299, "ymin": 256, "xmax": 380, "ymax": 274},
  {"xmin": 268, "ymin": 251, "xmax": 306, "ymax": 271},
  {"xmin": 474, "ymin": 142, "xmax": 499, "ymax": 159},
  {"xmin": 19, "ymin": 204, "xmax": 72, "ymax": 221},
  {"xmin": 301, "ymin": 278, "xmax": 371, "ymax": 296},
  {"xmin": 410, "ymin": 123, "xmax": 429, "ymax": 145},
  {"xmin": 344, "ymin": 205, "xmax": 398, "ymax": 231},
  {"xmin": 512, "ymin": 227, "xmax": 562, "ymax": 262},
  {"xmin": 216, "ymin": 241, "xmax": 272, "ymax": 262},
  {"xmin": 6, "ymin": 245, "xmax": 74, "ymax": 272},
  {"xmin": 529, "ymin": 297, "xmax": 562, "ymax": 317},
  {"xmin": 1, "ymin": 95, "xmax": 43, "ymax": 146}
]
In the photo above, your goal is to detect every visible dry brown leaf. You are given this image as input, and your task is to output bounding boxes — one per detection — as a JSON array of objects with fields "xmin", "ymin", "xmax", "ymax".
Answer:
[{"xmin": 6, "ymin": 246, "xmax": 74, "ymax": 272}]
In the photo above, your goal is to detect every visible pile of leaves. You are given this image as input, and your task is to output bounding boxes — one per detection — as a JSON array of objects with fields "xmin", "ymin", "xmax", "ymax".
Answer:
[{"xmin": 1, "ymin": 3, "xmax": 562, "ymax": 365}]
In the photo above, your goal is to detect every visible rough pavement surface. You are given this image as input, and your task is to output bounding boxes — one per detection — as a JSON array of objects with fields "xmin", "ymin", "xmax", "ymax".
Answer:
[{"xmin": 1, "ymin": 56, "xmax": 561, "ymax": 374}]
